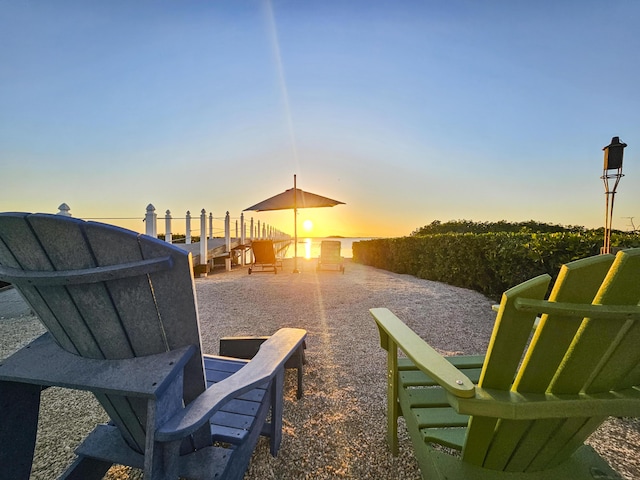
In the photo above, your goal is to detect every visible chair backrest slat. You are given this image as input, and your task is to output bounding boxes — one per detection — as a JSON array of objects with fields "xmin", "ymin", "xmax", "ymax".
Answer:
[
  {"xmin": 137, "ymin": 233, "xmax": 206, "ymax": 403},
  {"xmin": 513, "ymin": 253, "xmax": 615, "ymax": 393},
  {"xmin": 477, "ymin": 275, "xmax": 550, "ymax": 390},
  {"xmin": 463, "ymin": 248, "xmax": 640, "ymax": 471},
  {"xmin": 94, "ymin": 392, "xmax": 147, "ymax": 449},
  {"xmin": 463, "ymin": 275, "xmax": 549, "ymax": 465},
  {"xmin": 0, "ymin": 214, "xmax": 104, "ymax": 355},
  {"xmin": 550, "ymin": 248, "xmax": 640, "ymax": 394},
  {"xmin": 82, "ymin": 222, "xmax": 177, "ymax": 358},
  {"xmin": 0, "ymin": 213, "xmax": 207, "ymax": 453},
  {"xmin": 528, "ymin": 416, "xmax": 605, "ymax": 471}
]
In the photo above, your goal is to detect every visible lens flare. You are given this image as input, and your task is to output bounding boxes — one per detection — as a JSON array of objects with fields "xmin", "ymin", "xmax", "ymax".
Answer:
[{"xmin": 303, "ymin": 219, "xmax": 313, "ymax": 232}]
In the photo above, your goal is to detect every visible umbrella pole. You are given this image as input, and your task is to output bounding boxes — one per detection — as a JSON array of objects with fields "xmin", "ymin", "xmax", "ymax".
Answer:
[{"xmin": 293, "ymin": 174, "xmax": 299, "ymax": 273}]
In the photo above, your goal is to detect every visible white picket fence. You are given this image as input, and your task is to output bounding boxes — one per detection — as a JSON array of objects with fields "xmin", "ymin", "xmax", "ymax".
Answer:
[{"xmin": 56, "ymin": 203, "xmax": 291, "ymax": 275}]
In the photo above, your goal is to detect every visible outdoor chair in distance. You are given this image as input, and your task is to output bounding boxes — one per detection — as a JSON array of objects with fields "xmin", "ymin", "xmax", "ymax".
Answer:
[
  {"xmin": 316, "ymin": 240, "xmax": 344, "ymax": 273},
  {"xmin": 371, "ymin": 248, "xmax": 640, "ymax": 480},
  {"xmin": 0, "ymin": 212, "xmax": 307, "ymax": 480},
  {"xmin": 248, "ymin": 239, "xmax": 282, "ymax": 274}
]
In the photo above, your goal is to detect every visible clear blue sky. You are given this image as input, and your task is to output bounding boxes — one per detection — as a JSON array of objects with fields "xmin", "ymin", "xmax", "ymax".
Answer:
[{"xmin": 2, "ymin": 1, "xmax": 639, "ymax": 237}]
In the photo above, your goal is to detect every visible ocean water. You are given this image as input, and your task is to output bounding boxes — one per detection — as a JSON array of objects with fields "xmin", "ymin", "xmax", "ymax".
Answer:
[{"xmin": 282, "ymin": 237, "xmax": 372, "ymax": 259}]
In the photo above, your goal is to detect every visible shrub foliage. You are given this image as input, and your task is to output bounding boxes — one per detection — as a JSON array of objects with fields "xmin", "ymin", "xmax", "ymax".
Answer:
[{"xmin": 353, "ymin": 220, "xmax": 640, "ymax": 300}]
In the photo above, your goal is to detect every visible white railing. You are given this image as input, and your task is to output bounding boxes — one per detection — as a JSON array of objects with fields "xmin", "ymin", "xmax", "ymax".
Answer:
[{"xmin": 55, "ymin": 203, "xmax": 291, "ymax": 275}]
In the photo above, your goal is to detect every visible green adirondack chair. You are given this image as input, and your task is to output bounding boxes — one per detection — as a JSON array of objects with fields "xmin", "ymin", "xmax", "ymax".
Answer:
[
  {"xmin": 371, "ymin": 248, "xmax": 640, "ymax": 480},
  {"xmin": 0, "ymin": 212, "xmax": 307, "ymax": 480}
]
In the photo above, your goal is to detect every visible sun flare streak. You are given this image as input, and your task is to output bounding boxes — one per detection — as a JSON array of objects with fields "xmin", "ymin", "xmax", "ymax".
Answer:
[{"xmin": 264, "ymin": 1, "xmax": 299, "ymax": 172}]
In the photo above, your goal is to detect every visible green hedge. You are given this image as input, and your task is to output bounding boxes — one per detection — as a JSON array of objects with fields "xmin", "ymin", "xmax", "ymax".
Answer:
[{"xmin": 352, "ymin": 232, "xmax": 640, "ymax": 300}]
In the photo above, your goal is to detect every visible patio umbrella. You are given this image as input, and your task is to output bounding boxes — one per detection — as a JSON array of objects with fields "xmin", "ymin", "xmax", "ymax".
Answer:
[{"xmin": 244, "ymin": 175, "xmax": 345, "ymax": 272}]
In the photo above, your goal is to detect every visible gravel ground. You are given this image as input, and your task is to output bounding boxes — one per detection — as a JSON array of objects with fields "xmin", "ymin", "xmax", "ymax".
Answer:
[{"xmin": 1, "ymin": 258, "xmax": 638, "ymax": 479}]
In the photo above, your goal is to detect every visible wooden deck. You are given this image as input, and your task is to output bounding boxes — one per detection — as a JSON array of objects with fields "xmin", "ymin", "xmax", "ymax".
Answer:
[{"xmin": 174, "ymin": 238, "xmax": 246, "ymax": 264}]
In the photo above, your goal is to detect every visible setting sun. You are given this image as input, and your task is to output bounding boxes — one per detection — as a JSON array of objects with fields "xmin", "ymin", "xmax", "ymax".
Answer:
[{"xmin": 303, "ymin": 219, "xmax": 313, "ymax": 232}]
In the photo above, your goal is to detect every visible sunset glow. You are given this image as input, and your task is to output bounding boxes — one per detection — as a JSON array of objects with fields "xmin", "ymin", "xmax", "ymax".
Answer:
[
  {"xmin": 303, "ymin": 219, "xmax": 313, "ymax": 232},
  {"xmin": 2, "ymin": 3, "xmax": 639, "ymax": 238}
]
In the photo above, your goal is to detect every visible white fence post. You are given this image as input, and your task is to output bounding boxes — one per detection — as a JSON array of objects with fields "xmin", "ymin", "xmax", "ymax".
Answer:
[
  {"xmin": 240, "ymin": 213, "xmax": 246, "ymax": 266},
  {"xmin": 165, "ymin": 210, "xmax": 172, "ymax": 244},
  {"xmin": 145, "ymin": 204, "xmax": 157, "ymax": 237},
  {"xmin": 225, "ymin": 211, "xmax": 231, "ymax": 272},
  {"xmin": 199, "ymin": 209, "xmax": 208, "ymax": 276},
  {"xmin": 185, "ymin": 211, "xmax": 191, "ymax": 244},
  {"xmin": 57, "ymin": 203, "xmax": 72, "ymax": 216},
  {"xmin": 250, "ymin": 217, "xmax": 255, "ymax": 264},
  {"xmin": 209, "ymin": 212, "xmax": 213, "ymax": 239}
]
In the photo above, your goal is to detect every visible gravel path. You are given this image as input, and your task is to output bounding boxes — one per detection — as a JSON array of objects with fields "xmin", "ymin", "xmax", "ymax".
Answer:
[{"xmin": 1, "ymin": 258, "xmax": 638, "ymax": 479}]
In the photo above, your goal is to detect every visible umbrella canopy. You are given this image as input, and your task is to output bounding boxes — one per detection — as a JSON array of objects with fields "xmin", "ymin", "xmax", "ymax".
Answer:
[
  {"xmin": 244, "ymin": 175, "xmax": 345, "ymax": 272},
  {"xmin": 245, "ymin": 188, "xmax": 344, "ymax": 211}
]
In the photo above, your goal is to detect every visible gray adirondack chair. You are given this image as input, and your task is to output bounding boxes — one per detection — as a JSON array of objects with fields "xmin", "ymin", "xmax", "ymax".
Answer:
[
  {"xmin": 371, "ymin": 248, "xmax": 640, "ymax": 480},
  {"xmin": 0, "ymin": 212, "xmax": 307, "ymax": 480}
]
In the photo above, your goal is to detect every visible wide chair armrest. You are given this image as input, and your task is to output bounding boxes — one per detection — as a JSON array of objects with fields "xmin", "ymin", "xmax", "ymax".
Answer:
[
  {"xmin": 514, "ymin": 298, "xmax": 640, "ymax": 320},
  {"xmin": 156, "ymin": 327, "xmax": 307, "ymax": 442},
  {"xmin": 450, "ymin": 387, "xmax": 640, "ymax": 419},
  {"xmin": 0, "ymin": 333, "xmax": 196, "ymax": 398},
  {"xmin": 370, "ymin": 308, "xmax": 475, "ymax": 398}
]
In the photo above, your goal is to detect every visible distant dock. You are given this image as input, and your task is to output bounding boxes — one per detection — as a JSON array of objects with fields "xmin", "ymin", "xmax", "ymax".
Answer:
[
  {"xmin": 173, "ymin": 238, "xmax": 249, "ymax": 275},
  {"xmin": 174, "ymin": 238, "xmax": 291, "ymax": 275}
]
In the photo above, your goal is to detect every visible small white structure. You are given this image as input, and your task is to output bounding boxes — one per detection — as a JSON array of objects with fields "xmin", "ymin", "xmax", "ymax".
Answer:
[
  {"xmin": 145, "ymin": 204, "xmax": 157, "ymax": 237},
  {"xmin": 57, "ymin": 203, "xmax": 72, "ymax": 217},
  {"xmin": 165, "ymin": 210, "xmax": 172, "ymax": 244}
]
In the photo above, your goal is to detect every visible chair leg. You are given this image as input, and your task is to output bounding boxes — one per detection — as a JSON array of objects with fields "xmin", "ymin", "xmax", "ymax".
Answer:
[
  {"xmin": 0, "ymin": 381, "xmax": 41, "ymax": 480},
  {"xmin": 221, "ymin": 387, "xmax": 276, "ymax": 480},
  {"xmin": 386, "ymin": 344, "xmax": 400, "ymax": 455},
  {"xmin": 269, "ymin": 368, "xmax": 285, "ymax": 456},
  {"xmin": 59, "ymin": 457, "xmax": 113, "ymax": 480},
  {"xmin": 295, "ymin": 346, "xmax": 304, "ymax": 399},
  {"xmin": 146, "ymin": 440, "xmax": 181, "ymax": 480}
]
